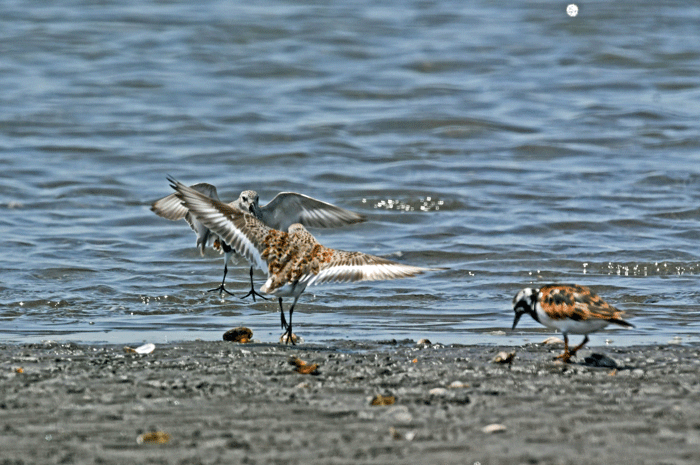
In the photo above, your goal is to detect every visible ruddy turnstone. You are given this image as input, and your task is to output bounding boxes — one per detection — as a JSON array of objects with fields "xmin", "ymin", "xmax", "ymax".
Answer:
[
  {"xmin": 168, "ymin": 177, "xmax": 435, "ymax": 344},
  {"xmin": 152, "ymin": 182, "xmax": 365, "ymax": 300},
  {"xmin": 512, "ymin": 284, "xmax": 634, "ymax": 363}
]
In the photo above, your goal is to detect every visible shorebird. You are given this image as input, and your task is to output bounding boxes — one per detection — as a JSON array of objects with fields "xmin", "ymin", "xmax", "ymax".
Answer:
[
  {"xmin": 168, "ymin": 177, "xmax": 436, "ymax": 344},
  {"xmin": 152, "ymin": 182, "xmax": 366, "ymax": 300},
  {"xmin": 512, "ymin": 284, "xmax": 634, "ymax": 362}
]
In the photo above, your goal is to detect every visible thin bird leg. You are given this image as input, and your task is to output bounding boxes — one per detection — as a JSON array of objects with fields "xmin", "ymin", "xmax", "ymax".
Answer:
[
  {"xmin": 208, "ymin": 262, "xmax": 236, "ymax": 296},
  {"xmin": 556, "ymin": 334, "xmax": 573, "ymax": 363},
  {"xmin": 569, "ymin": 335, "xmax": 590, "ymax": 358},
  {"xmin": 283, "ymin": 303, "xmax": 296, "ymax": 346},
  {"xmin": 239, "ymin": 266, "xmax": 269, "ymax": 302},
  {"xmin": 279, "ymin": 298, "xmax": 288, "ymax": 330}
]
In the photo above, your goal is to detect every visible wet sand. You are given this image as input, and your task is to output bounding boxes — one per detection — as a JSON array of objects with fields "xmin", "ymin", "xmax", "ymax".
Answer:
[{"xmin": 1, "ymin": 338, "xmax": 699, "ymax": 464}]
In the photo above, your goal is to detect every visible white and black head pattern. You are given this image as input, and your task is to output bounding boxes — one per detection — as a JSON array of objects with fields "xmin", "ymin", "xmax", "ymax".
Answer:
[{"xmin": 512, "ymin": 287, "xmax": 539, "ymax": 329}]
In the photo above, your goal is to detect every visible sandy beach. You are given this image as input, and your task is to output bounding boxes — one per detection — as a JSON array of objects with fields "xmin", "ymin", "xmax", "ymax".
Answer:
[{"xmin": 1, "ymin": 338, "xmax": 699, "ymax": 464}]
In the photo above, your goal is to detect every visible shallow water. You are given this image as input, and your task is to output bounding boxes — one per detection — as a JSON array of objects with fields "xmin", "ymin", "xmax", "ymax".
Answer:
[{"xmin": 1, "ymin": 0, "xmax": 699, "ymax": 346}]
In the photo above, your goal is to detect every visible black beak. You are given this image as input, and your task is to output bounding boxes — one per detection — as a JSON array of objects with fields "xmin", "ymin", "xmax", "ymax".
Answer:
[{"xmin": 512, "ymin": 311, "xmax": 523, "ymax": 330}]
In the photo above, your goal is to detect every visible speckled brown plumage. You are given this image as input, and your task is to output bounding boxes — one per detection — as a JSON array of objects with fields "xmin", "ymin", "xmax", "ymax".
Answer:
[
  {"xmin": 152, "ymin": 180, "xmax": 365, "ymax": 300},
  {"xmin": 169, "ymin": 178, "xmax": 437, "ymax": 344},
  {"xmin": 538, "ymin": 284, "xmax": 628, "ymax": 324},
  {"xmin": 512, "ymin": 284, "xmax": 634, "ymax": 363}
]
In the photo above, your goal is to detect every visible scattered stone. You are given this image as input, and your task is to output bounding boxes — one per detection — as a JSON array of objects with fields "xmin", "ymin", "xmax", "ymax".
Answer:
[
  {"xmin": 379, "ymin": 405, "xmax": 412, "ymax": 423},
  {"xmin": 583, "ymin": 353, "xmax": 618, "ymax": 369},
  {"xmin": 390, "ymin": 427, "xmax": 416, "ymax": 441},
  {"xmin": 223, "ymin": 327, "xmax": 253, "ymax": 343},
  {"xmin": 449, "ymin": 381, "xmax": 469, "ymax": 388}
]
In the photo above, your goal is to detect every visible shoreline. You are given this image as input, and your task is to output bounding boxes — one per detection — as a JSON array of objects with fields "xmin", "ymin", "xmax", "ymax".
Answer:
[{"xmin": 2, "ymin": 339, "xmax": 699, "ymax": 464}]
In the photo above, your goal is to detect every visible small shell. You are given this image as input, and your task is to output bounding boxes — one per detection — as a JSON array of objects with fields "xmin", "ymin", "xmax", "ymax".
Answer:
[
  {"xmin": 280, "ymin": 333, "xmax": 301, "ymax": 344},
  {"xmin": 482, "ymin": 424, "xmax": 507, "ymax": 434},
  {"xmin": 417, "ymin": 338, "xmax": 431, "ymax": 346},
  {"xmin": 223, "ymin": 327, "xmax": 253, "ymax": 343},
  {"xmin": 136, "ymin": 431, "xmax": 171, "ymax": 445},
  {"xmin": 288, "ymin": 356, "xmax": 307, "ymax": 367},
  {"xmin": 542, "ymin": 336, "xmax": 564, "ymax": 345},
  {"xmin": 295, "ymin": 363, "xmax": 319, "ymax": 375},
  {"xmin": 492, "ymin": 351, "xmax": 516, "ymax": 364},
  {"xmin": 370, "ymin": 394, "xmax": 396, "ymax": 406},
  {"xmin": 289, "ymin": 357, "xmax": 319, "ymax": 374},
  {"xmin": 428, "ymin": 388, "xmax": 448, "ymax": 396},
  {"xmin": 124, "ymin": 343, "xmax": 155, "ymax": 355}
]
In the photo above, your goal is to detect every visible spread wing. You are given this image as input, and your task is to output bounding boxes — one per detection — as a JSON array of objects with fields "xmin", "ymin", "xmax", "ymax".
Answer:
[
  {"xmin": 169, "ymin": 178, "xmax": 270, "ymax": 271},
  {"xmin": 151, "ymin": 183, "xmax": 219, "ymax": 221},
  {"xmin": 151, "ymin": 183, "xmax": 221, "ymax": 255},
  {"xmin": 540, "ymin": 284, "xmax": 632, "ymax": 326},
  {"xmin": 302, "ymin": 249, "xmax": 431, "ymax": 286},
  {"xmin": 260, "ymin": 192, "xmax": 366, "ymax": 230}
]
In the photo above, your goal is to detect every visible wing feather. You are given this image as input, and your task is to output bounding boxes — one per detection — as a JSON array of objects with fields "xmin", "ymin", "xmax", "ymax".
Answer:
[
  {"xmin": 539, "ymin": 284, "xmax": 631, "ymax": 325},
  {"xmin": 260, "ymin": 192, "xmax": 365, "ymax": 230},
  {"xmin": 152, "ymin": 183, "xmax": 221, "ymax": 255},
  {"xmin": 169, "ymin": 178, "xmax": 269, "ymax": 271},
  {"xmin": 151, "ymin": 183, "xmax": 219, "ymax": 221},
  {"xmin": 305, "ymin": 251, "xmax": 429, "ymax": 286}
]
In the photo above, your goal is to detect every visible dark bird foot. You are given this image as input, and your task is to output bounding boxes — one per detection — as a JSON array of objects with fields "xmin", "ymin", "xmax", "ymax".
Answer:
[
  {"xmin": 240, "ymin": 267, "xmax": 269, "ymax": 302},
  {"xmin": 239, "ymin": 286, "xmax": 269, "ymax": 302},
  {"xmin": 208, "ymin": 284, "xmax": 236, "ymax": 297}
]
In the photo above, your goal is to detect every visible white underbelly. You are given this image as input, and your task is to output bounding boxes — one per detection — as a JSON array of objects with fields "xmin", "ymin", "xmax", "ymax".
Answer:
[
  {"xmin": 261, "ymin": 279, "xmax": 307, "ymax": 298},
  {"xmin": 536, "ymin": 308, "xmax": 610, "ymax": 334}
]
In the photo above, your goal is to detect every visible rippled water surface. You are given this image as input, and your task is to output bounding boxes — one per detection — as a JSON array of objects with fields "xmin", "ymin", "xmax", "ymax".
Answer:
[{"xmin": 1, "ymin": 0, "xmax": 699, "ymax": 346}]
